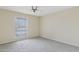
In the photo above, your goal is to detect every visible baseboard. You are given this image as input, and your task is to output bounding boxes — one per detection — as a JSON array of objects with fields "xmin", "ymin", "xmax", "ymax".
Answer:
[
  {"xmin": 40, "ymin": 36, "xmax": 79, "ymax": 48},
  {"xmin": 28, "ymin": 36, "xmax": 41, "ymax": 39},
  {"xmin": 0, "ymin": 36, "xmax": 40, "ymax": 45}
]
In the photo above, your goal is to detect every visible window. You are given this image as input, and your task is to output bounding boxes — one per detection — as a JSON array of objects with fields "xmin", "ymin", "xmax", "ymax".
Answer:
[{"xmin": 16, "ymin": 17, "xmax": 27, "ymax": 39}]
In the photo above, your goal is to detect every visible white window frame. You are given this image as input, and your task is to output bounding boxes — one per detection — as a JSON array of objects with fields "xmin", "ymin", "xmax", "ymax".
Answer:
[{"xmin": 15, "ymin": 17, "xmax": 27, "ymax": 39}]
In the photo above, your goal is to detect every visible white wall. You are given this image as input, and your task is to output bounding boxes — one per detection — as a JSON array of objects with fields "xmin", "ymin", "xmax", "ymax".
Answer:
[
  {"xmin": 40, "ymin": 7, "xmax": 79, "ymax": 47},
  {"xmin": 0, "ymin": 9, "xmax": 40, "ymax": 44}
]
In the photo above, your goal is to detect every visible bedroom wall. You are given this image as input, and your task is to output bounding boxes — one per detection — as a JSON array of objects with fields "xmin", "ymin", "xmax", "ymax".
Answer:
[
  {"xmin": 40, "ymin": 7, "xmax": 79, "ymax": 47},
  {"xmin": 0, "ymin": 9, "xmax": 40, "ymax": 44}
]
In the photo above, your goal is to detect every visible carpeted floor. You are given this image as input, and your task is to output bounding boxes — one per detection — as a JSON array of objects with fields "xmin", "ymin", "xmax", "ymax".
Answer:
[{"xmin": 0, "ymin": 37, "xmax": 79, "ymax": 52}]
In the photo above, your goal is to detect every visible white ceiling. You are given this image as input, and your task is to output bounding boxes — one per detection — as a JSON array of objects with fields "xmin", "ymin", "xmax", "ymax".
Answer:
[{"xmin": 0, "ymin": 6, "xmax": 75, "ymax": 16}]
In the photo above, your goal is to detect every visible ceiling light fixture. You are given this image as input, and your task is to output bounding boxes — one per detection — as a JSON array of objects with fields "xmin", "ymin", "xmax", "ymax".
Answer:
[{"xmin": 32, "ymin": 6, "xmax": 38, "ymax": 13}]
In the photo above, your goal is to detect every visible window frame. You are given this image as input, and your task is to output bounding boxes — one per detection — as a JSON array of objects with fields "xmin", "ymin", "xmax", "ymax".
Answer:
[{"xmin": 15, "ymin": 17, "xmax": 27, "ymax": 39}]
